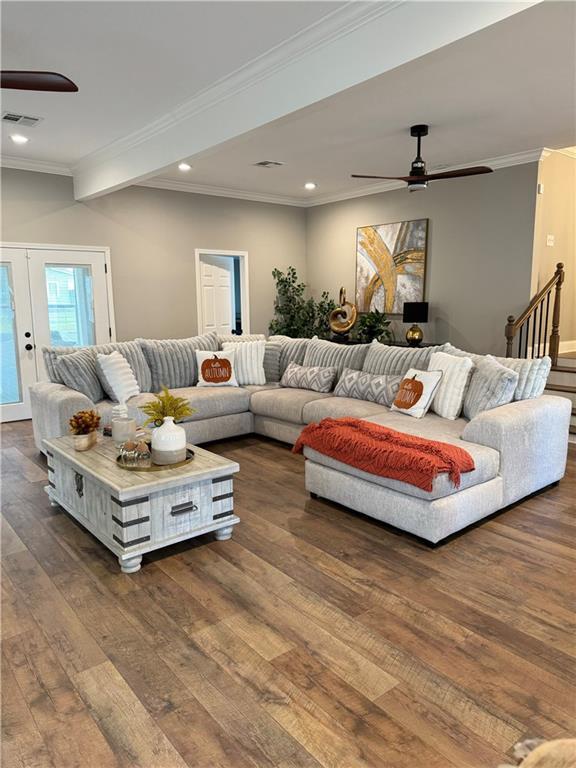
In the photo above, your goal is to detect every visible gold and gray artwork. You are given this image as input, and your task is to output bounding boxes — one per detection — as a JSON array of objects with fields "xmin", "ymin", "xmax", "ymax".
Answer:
[{"xmin": 356, "ymin": 218, "xmax": 427, "ymax": 313}]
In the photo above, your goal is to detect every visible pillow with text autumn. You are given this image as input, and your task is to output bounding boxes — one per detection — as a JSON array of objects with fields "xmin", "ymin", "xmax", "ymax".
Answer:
[
  {"xmin": 196, "ymin": 350, "xmax": 238, "ymax": 387},
  {"xmin": 391, "ymin": 368, "xmax": 443, "ymax": 419}
]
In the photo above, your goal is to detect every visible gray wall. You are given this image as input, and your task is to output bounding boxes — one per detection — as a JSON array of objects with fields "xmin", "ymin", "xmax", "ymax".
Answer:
[
  {"xmin": 306, "ymin": 163, "xmax": 539, "ymax": 355},
  {"xmin": 1, "ymin": 163, "xmax": 539, "ymax": 354},
  {"xmin": 0, "ymin": 169, "xmax": 307, "ymax": 340}
]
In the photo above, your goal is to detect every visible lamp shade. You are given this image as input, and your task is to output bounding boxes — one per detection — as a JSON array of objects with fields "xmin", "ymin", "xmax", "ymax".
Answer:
[{"xmin": 403, "ymin": 301, "xmax": 429, "ymax": 324}]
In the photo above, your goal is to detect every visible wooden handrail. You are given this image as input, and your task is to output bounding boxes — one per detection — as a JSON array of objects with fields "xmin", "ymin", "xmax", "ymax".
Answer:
[{"xmin": 505, "ymin": 262, "xmax": 564, "ymax": 365}]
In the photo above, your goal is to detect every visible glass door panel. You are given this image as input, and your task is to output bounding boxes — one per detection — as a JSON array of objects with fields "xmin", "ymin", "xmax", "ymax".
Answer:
[
  {"xmin": 0, "ymin": 264, "xmax": 22, "ymax": 405},
  {"xmin": 45, "ymin": 264, "xmax": 96, "ymax": 347},
  {"xmin": 0, "ymin": 248, "xmax": 37, "ymax": 421}
]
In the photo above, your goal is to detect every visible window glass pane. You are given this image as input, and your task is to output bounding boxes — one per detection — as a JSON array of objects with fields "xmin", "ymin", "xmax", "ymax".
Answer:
[
  {"xmin": 0, "ymin": 263, "xmax": 22, "ymax": 405},
  {"xmin": 45, "ymin": 265, "xmax": 95, "ymax": 346}
]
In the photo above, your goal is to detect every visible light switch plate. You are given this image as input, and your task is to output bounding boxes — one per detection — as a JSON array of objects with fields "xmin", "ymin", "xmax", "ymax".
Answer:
[{"xmin": 546, "ymin": 234, "xmax": 555, "ymax": 247}]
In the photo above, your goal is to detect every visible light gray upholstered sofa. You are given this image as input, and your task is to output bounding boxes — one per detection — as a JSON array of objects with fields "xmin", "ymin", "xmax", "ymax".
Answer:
[{"xmin": 30, "ymin": 336, "xmax": 571, "ymax": 543}]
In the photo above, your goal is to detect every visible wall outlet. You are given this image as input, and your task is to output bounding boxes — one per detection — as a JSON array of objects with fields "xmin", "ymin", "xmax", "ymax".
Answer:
[
  {"xmin": 537, "ymin": 182, "xmax": 544, "ymax": 194},
  {"xmin": 546, "ymin": 234, "xmax": 555, "ymax": 247}
]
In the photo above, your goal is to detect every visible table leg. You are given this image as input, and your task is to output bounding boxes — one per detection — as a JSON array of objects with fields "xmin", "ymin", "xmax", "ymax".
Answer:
[
  {"xmin": 215, "ymin": 525, "xmax": 234, "ymax": 541},
  {"xmin": 119, "ymin": 554, "xmax": 142, "ymax": 573},
  {"xmin": 45, "ymin": 485, "xmax": 59, "ymax": 508}
]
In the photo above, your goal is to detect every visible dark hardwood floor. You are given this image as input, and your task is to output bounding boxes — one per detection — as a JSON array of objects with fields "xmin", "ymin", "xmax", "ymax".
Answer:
[{"xmin": 2, "ymin": 420, "xmax": 575, "ymax": 768}]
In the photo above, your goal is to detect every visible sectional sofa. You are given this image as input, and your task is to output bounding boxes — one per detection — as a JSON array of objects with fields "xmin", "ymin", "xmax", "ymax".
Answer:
[{"xmin": 30, "ymin": 333, "xmax": 571, "ymax": 543}]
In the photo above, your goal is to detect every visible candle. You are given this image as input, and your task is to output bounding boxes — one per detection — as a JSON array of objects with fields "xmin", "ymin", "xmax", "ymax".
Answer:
[{"xmin": 112, "ymin": 417, "xmax": 137, "ymax": 447}]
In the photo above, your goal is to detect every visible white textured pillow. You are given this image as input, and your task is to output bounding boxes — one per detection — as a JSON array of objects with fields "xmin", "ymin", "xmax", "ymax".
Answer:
[
  {"xmin": 429, "ymin": 350, "xmax": 474, "ymax": 420},
  {"xmin": 391, "ymin": 368, "xmax": 443, "ymax": 419},
  {"xmin": 222, "ymin": 341, "xmax": 266, "ymax": 385},
  {"xmin": 196, "ymin": 350, "xmax": 238, "ymax": 387},
  {"xmin": 96, "ymin": 351, "xmax": 140, "ymax": 403}
]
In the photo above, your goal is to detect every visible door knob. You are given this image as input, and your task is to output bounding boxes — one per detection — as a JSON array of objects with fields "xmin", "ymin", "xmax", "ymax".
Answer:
[{"xmin": 25, "ymin": 343, "xmax": 33, "ymax": 351}]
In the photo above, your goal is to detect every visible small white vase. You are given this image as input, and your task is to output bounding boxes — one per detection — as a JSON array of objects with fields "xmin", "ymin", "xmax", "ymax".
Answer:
[{"xmin": 151, "ymin": 416, "xmax": 187, "ymax": 465}]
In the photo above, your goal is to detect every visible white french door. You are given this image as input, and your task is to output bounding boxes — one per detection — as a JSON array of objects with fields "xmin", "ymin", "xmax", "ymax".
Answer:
[{"xmin": 0, "ymin": 245, "xmax": 114, "ymax": 422}]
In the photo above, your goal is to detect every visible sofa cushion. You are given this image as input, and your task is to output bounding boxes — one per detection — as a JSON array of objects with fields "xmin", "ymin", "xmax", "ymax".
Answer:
[
  {"xmin": 303, "ymin": 338, "xmax": 370, "ymax": 376},
  {"xmin": 222, "ymin": 341, "xmax": 266, "ymax": 386},
  {"xmin": 303, "ymin": 397, "xmax": 390, "ymax": 424},
  {"xmin": 250, "ymin": 387, "xmax": 331, "ymax": 424},
  {"xmin": 463, "ymin": 356, "xmax": 519, "ymax": 419},
  {"xmin": 268, "ymin": 336, "xmax": 310, "ymax": 375},
  {"xmin": 281, "ymin": 362, "xmax": 337, "ymax": 393},
  {"xmin": 138, "ymin": 332, "xmax": 218, "ymax": 391},
  {"xmin": 334, "ymin": 368, "xmax": 401, "ymax": 407},
  {"xmin": 97, "ymin": 386, "xmax": 251, "ymax": 426},
  {"xmin": 429, "ymin": 350, "xmax": 474, "ymax": 420},
  {"xmin": 96, "ymin": 350, "xmax": 140, "ymax": 403},
  {"xmin": 362, "ymin": 340, "xmax": 446, "ymax": 377},
  {"xmin": 303, "ymin": 410, "xmax": 499, "ymax": 500},
  {"xmin": 55, "ymin": 349, "xmax": 105, "ymax": 402},
  {"xmin": 43, "ymin": 340, "xmax": 152, "ymax": 392}
]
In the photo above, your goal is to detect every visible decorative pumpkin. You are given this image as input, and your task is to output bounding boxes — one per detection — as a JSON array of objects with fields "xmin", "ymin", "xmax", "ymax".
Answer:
[
  {"xmin": 394, "ymin": 374, "xmax": 424, "ymax": 409},
  {"xmin": 201, "ymin": 354, "xmax": 232, "ymax": 384}
]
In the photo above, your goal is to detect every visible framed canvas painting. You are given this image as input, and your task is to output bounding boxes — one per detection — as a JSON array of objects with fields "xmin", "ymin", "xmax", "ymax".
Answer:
[{"xmin": 355, "ymin": 219, "xmax": 428, "ymax": 314}]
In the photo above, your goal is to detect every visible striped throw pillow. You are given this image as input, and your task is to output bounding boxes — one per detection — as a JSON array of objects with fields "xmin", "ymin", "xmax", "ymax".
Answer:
[
  {"xmin": 303, "ymin": 339, "xmax": 370, "ymax": 376},
  {"xmin": 222, "ymin": 341, "xmax": 266, "ymax": 385},
  {"xmin": 55, "ymin": 349, "xmax": 104, "ymax": 402},
  {"xmin": 463, "ymin": 356, "xmax": 519, "ymax": 420},
  {"xmin": 429, "ymin": 351, "xmax": 474, "ymax": 420}
]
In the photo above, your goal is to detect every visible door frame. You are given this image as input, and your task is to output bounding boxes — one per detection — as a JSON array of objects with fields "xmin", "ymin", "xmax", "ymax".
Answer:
[
  {"xmin": 1, "ymin": 242, "xmax": 117, "ymax": 343},
  {"xmin": 194, "ymin": 249, "xmax": 250, "ymax": 336}
]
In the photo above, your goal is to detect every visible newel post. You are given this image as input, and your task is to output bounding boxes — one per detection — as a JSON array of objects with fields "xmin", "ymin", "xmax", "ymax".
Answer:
[
  {"xmin": 505, "ymin": 315, "xmax": 516, "ymax": 358},
  {"xmin": 548, "ymin": 262, "xmax": 564, "ymax": 366}
]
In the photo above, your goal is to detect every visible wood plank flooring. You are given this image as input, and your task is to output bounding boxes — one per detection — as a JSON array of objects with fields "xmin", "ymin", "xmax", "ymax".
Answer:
[{"xmin": 1, "ymin": 420, "xmax": 575, "ymax": 768}]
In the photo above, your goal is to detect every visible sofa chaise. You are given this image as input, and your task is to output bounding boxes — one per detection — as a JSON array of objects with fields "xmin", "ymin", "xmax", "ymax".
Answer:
[{"xmin": 30, "ymin": 334, "xmax": 571, "ymax": 543}]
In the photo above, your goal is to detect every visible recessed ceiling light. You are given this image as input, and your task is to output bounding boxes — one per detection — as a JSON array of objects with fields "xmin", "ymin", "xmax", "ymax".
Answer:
[
  {"xmin": 304, "ymin": 181, "xmax": 317, "ymax": 190},
  {"xmin": 178, "ymin": 162, "xmax": 191, "ymax": 172},
  {"xmin": 10, "ymin": 133, "xmax": 29, "ymax": 145}
]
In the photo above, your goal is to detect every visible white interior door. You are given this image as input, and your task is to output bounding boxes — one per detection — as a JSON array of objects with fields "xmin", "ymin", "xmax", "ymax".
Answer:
[
  {"xmin": 198, "ymin": 255, "xmax": 235, "ymax": 336},
  {"xmin": 0, "ymin": 248, "xmax": 37, "ymax": 421},
  {"xmin": 27, "ymin": 249, "xmax": 112, "ymax": 377}
]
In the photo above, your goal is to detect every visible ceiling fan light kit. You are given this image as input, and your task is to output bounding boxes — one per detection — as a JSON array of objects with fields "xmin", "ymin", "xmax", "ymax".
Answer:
[{"xmin": 352, "ymin": 124, "xmax": 493, "ymax": 190}]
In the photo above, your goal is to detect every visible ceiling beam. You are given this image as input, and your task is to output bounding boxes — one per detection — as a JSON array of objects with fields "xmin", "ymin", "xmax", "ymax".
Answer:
[{"xmin": 72, "ymin": 0, "xmax": 539, "ymax": 201}]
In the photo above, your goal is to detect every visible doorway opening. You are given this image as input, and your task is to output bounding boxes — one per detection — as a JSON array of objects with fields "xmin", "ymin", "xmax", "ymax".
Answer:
[{"xmin": 195, "ymin": 249, "xmax": 250, "ymax": 337}]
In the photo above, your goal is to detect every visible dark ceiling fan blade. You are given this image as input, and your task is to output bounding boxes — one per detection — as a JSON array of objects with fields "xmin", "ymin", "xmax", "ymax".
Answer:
[
  {"xmin": 351, "ymin": 174, "xmax": 412, "ymax": 181},
  {"xmin": 1, "ymin": 71, "xmax": 78, "ymax": 92},
  {"xmin": 419, "ymin": 166, "xmax": 493, "ymax": 181}
]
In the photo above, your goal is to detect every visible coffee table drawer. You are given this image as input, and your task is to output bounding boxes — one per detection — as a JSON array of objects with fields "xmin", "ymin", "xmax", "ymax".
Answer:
[{"xmin": 150, "ymin": 481, "xmax": 213, "ymax": 540}]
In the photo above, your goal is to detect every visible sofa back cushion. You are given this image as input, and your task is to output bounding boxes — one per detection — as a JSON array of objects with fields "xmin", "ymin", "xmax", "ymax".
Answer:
[
  {"xmin": 281, "ymin": 362, "xmax": 337, "ymax": 393},
  {"xmin": 303, "ymin": 338, "xmax": 370, "ymax": 376},
  {"xmin": 443, "ymin": 343, "xmax": 551, "ymax": 400},
  {"xmin": 268, "ymin": 336, "xmax": 311, "ymax": 376},
  {"xmin": 43, "ymin": 340, "xmax": 152, "ymax": 392},
  {"xmin": 55, "ymin": 349, "xmax": 105, "ymax": 402},
  {"xmin": 137, "ymin": 332, "xmax": 218, "ymax": 391},
  {"xmin": 463, "ymin": 355, "xmax": 519, "ymax": 420},
  {"xmin": 334, "ymin": 368, "xmax": 401, "ymax": 407},
  {"xmin": 362, "ymin": 341, "xmax": 446, "ymax": 377}
]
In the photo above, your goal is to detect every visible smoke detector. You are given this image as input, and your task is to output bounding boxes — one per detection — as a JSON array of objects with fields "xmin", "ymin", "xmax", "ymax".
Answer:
[
  {"xmin": 2, "ymin": 112, "xmax": 43, "ymax": 127},
  {"xmin": 253, "ymin": 160, "xmax": 284, "ymax": 168}
]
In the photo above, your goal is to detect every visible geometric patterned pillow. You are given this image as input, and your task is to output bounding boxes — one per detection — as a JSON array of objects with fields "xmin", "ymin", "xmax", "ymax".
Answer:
[
  {"xmin": 281, "ymin": 362, "xmax": 337, "ymax": 393},
  {"xmin": 334, "ymin": 368, "xmax": 401, "ymax": 407}
]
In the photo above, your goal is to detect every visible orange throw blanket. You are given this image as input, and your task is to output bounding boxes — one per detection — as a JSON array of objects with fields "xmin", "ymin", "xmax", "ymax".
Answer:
[{"xmin": 293, "ymin": 417, "xmax": 475, "ymax": 492}]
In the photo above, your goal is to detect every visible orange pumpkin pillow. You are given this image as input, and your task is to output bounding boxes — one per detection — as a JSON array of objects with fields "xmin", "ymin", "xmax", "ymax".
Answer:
[
  {"xmin": 391, "ymin": 368, "xmax": 443, "ymax": 418},
  {"xmin": 196, "ymin": 350, "xmax": 238, "ymax": 387}
]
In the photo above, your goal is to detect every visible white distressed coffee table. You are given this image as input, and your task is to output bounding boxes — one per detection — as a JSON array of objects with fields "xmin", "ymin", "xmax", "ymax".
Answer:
[{"xmin": 43, "ymin": 435, "xmax": 240, "ymax": 573}]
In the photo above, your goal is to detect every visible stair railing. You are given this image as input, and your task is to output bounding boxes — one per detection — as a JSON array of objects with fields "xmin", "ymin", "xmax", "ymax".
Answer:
[{"xmin": 505, "ymin": 262, "xmax": 564, "ymax": 365}]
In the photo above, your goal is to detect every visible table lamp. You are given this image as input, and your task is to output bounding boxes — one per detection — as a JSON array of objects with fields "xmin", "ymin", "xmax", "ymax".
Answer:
[{"xmin": 403, "ymin": 302, "xmax": 428, "ymax": 346}]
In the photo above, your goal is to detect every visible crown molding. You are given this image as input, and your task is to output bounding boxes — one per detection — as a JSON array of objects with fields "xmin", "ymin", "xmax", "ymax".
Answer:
[
  {"xmin": 0, "ymin": 155, "xmax": 72, "ymax": 176},
  {"xmin": 136, "ymin": 177, "xmax": 308, "ymax": 207},
  {"xmin": 72, "ymin": 1, "xmax": 404, "ymax": 177},
  {"xmin": 551, "ymin": 146, "xmax": 576, "ymax": 159}
]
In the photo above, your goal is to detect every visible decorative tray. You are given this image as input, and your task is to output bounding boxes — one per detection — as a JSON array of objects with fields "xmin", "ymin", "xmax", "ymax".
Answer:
[{"xmin": 116, "ymin": 447, "xmax": 195, "ymax": 472}]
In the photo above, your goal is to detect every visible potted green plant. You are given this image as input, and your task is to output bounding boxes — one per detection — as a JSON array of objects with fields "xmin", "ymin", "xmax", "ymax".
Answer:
[
  {"xmin": 354, "ymin": 309, "xmax": 394, "ymax": 344},
  {"xmin": 69, "ymin": 409, "xmax": 101, "ymax": 451},
  {"xmin": 269, "ymin": 266, "xmax": 336, "ymax": 339}
]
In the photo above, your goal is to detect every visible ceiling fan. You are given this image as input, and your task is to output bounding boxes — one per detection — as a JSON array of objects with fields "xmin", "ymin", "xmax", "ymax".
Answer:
[
  {"xmin": 352, "ymin": 124, "xmax": 492, "ymax": 191},
  {"xmin": 1, "ymin": 71, "xmax": 78, "ymax": 92}
]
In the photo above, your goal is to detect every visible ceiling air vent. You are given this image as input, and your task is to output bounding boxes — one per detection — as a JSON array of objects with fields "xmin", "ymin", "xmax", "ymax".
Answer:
[
  {"xmin": 2, "ymin": 112, "xmax": 43, "ymax": 127},
  {"xmin": 253, "ymin": 160, "xmax": 284, "ymax": 168}
]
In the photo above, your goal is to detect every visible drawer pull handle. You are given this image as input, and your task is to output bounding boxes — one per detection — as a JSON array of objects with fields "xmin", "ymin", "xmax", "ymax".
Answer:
[
  {"xmin": 170, "ymin": 502, "xmax": 198, "ymax": 516},
  {"xmin": 75, "ymin": 472, "xmax": 84, "ymax": 498}
]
